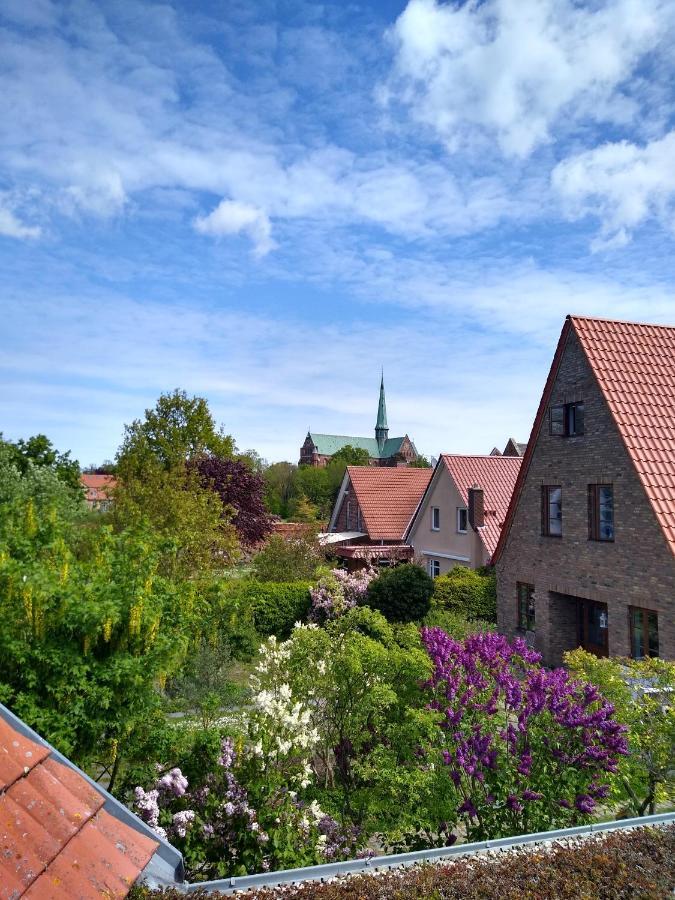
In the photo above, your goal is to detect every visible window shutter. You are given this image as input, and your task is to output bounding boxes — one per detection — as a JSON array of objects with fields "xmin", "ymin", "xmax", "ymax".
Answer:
[{"xmin": 550, "ymin": 406, "xmax": 564, "ymax": 435}]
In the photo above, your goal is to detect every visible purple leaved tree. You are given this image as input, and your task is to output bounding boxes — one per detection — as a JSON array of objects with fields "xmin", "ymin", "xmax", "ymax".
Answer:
[
  {"xmin": 195, "ymin": 456, "xmax": 273, "ymax": 547},
  {"xmin": 422, "ymin": 629, "xmax": 628, "ymax": 841}
]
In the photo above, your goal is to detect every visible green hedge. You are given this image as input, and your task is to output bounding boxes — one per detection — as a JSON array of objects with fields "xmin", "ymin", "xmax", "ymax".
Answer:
[
  {"xmin": 220, "ymin": 579, "xmax": 312, "ymax": 639},
  {"xmin": 431, "ymin": 566, "xmax": 497, "ymax": 622},
  {"xmin": 365, "ymin": 563, "xmax": 433, "ymax": 623}
]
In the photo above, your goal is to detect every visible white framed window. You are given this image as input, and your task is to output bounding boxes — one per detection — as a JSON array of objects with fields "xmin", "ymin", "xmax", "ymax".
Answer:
[
  {"xmin": 428, "ymin": 559, "xmax": 441, "ymax": 578},
  {"xmin": 431, "ymin": 506, "xmax": 440, "ymax": 530},
  {"xmin": 457, "ymin": 507, "xmax": 468, "ymax": 533}
]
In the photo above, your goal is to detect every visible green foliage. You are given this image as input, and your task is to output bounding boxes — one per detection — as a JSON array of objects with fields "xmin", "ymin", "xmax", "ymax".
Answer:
[
  {"xmin": 409, "ymin": 455, "xmax": 432, "ymax": 468},
  {"xmin": 287, "ymin": 493, "xmax": 320, "ymax": 522},
  {"xmin": 329, "ymin": 445, "xmax": 371, "ymax": 467},
  {"xmin": 1, "ymin": 433, "xmax": 82, "ymax": 496},
  {"xmin": 117, "ymin": 389, "xmax": 234, "ymax": 475},
  {"xmin": 168, "ymin": 635, "xmax": 246, "ymax": 730},
  {"xmin": 252, "ymin": 532, "xmax": 323, "ymax": 582},
  {"xmin": 0, "ymin": 493, "xmax": 196, "ymax": 788},
  {"xmin": 365, "ymin": 563, "xmax": 434, "ymax": 623},
  {"xmin": 285, "ymin": 608, "xmax": 443, "ymax": 838},
  {"xmin": 565, "ymin": 649, "xmax": 675, "ymax": 816},
  {"xmin": 422, "ymin": 606, "xmax": 496, "ymax": 640},
  {"xmin": 263, "ymin": 462, "xmax": 297, "ymax": 518},
  {"xmin": 431, "ymin": 565, "xmax": 497, "ymax": 622},
  {"xmin": 220, "ymin": 580, "xmax": 312, "ymax": 639}
]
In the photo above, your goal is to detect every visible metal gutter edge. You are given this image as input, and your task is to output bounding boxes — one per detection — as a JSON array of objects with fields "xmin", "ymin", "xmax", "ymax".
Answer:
[{"xmin": 186, "ymin": 811, "xmax": 675, "ymax": 895}]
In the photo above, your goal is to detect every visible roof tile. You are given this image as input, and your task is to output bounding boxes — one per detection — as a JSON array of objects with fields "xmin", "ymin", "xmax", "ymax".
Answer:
[
  {"xmin": 0, "ymin": 719, "xmax": 49, "ymax": 791},
  {"xmin": 346, "ymin": 466, "xmax": 433, "ymax": 540}
]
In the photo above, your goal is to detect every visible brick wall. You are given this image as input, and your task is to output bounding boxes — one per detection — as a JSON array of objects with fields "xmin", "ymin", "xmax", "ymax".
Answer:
[{"xmin": 496, "ymin": 328, "xmax": 674, "ymax": 665}]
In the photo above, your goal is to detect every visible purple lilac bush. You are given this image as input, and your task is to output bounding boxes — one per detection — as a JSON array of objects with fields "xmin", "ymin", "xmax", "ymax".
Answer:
[
  {"xmin": 309, "ymin": 567, "xmax": 376, "ymax": 623},
  {"xmin": 422, "ymin": 628, "xmax": 629, "ymax": 840}
]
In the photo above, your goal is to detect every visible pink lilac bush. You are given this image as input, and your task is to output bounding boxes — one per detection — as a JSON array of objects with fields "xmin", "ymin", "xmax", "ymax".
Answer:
[
  {"xmin": 310, "ymin": 567, "xmax": 376, "ymax": 623},
  {"xmin": 421, "ymin": 628, "xmax": 629, "ymax": 840}
]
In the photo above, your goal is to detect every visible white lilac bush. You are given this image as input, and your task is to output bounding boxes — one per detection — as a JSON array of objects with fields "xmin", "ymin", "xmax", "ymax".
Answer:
[{"xmin": 309, "ymin": 566, "xmax": 377, "ymax": 623}]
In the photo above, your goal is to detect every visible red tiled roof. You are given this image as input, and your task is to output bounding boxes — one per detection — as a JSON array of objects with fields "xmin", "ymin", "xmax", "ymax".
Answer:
[
  {"xmin": 346, "ymin": 466, "xmax": 433, "ymax": 541},
  {"xmin": 441, "ymin": 455, "xmax": 522, "ymax": 558},
  {"xmin": 493, "ymin": 315, "xmax": 675, "ymax": 562},
  {"xmin": 572, "ymin": 315, "xmax": 675, "ymax": 554},
  {"xmin": 81, "ymin": 474, "xmax": 117, "ymax": 501},
  {"xmin": 0, "ymin": 714, "xmax": 158, "ymax": 898}
]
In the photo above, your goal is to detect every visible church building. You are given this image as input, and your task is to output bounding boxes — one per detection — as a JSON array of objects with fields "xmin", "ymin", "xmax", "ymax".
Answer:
[{"xmin": 299, "ymin": 376, "xmax": 418, "ymax": 467}]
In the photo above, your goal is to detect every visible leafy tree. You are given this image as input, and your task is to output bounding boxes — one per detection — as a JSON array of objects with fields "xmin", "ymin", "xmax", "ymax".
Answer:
[
  {"xmin": 263, "ymin": 461, "xmax": 297, "ymax": 518},
  {"xmin": 410, "ymin": 455, "xmax": 432, "ymax": 468},
  {"xmin": 0, "ymin": 484, "xmax": 199, "ymax": 792},
  {"xmin": 194, "ymin": 455, "xmax": 273, "ymax": 547},
  {"xmin": 294, "ymin": 465, "xmax": 334, "ymax": 518},
  {"xmin": 565, "ymin": 649, "xmax": 675, "ymax": 816},
  {"xmin": 329, "ymin": 445, "xmax": 371, "ymax": 467},
  {"xmin": 366, "ymin": 563, "xmax": 434, "ymax": 623},
  {"xmin": 288, "ymin": 493, "xmax": 320, "ymax": 522},
  {"xmin": 1, "ymin": 432, "xmax": 81, "ymax": 494},
  {"xmin": 83, "ymin": 460, "xmax": 116, "ymax": 475},
  {"xmin": 252, "ymin": 531, "xmax": 323, "ymax": 582},
  {"xmin": 117, "ymin": 389, "xmax": 234, "ymax": 477}
]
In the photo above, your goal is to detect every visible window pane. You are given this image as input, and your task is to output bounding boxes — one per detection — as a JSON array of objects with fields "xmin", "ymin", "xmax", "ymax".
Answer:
[
  {"xmin": 631, "ymin": 608, "xmax": 644, "ymax": 659},
  {"xmin": 648, "ymin": 612, "xmax": 659, "ymax": 658},
  {"xmin": 550, "ymin": 405, "xmax": 564, "ymax": 435},
  {"xmin": 457, "ymin": 508, "xmax": 467, "ymax": 532},
  {"xmin": 548, "ymin": 487, "xmax": 562, "ymax": 535},
  {"xmin": 567, "ymin": 402, "xmax": 584, "ymax": 435},
  {"xmin": 432, "ymin": 507, "xmax": 440, "ymax": 529},
  {"xmin": 599, "ymin": 486, "xmax": 614, "ymax": 539}
]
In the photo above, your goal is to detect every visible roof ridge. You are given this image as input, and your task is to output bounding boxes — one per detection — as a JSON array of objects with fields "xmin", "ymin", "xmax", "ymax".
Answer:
[{"xmin": 569, "ymin": 313, "xmax": 675, "ymax": 330}]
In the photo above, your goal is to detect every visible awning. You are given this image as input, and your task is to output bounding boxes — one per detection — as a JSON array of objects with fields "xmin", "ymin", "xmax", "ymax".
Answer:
[
  {"xmin": 333, "ymin": 544, "xmax": 414, "ymax": 559},
  {"xmin": 318, "ymin": 531, "xmax": 367, "ymax": 545}
]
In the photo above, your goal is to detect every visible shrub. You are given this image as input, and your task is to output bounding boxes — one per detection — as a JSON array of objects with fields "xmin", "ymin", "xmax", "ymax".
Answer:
[
  {"xmin": 220, "ymin": 580, "xmax": 312, "ymax": 639},
  {"xmin": 423, "ymin": 605, "xmax": 496, "ymax": 640},
  {"xmin": 309, "ymin": 566, "xmax": 377, "ymax": 623},
  {"xmin": 432, "ymin": 566, "xmax": 496, "ymax": 621},
  {"xmin": 365, "ymin": 563, "xmax": 433, "ymax": 623},
  {"xmin": 252, "ymin": 533, "xmax": 322, "ymax": 582}
]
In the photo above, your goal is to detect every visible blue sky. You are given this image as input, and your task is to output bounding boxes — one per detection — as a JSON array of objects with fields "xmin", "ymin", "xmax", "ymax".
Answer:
[{"xmin": 1, "ymin": 0, "xmax": 674, "ymax": 466}]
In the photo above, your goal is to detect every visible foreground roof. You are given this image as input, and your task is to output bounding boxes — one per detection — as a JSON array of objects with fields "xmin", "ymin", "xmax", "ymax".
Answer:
[
  {"xmin": 345, "ymin": 465, "xmax": 433, "ymax": 540},
  {"xmin": 441, "ymin": 455, "xmax": 522, "ymax": 558},
  {"xmin": 0, "ymin": 703, "xmax": 180, "ymax": 898},
  {"xmin": 307, "ymin": 433, "xmax": 409, "ymax": 459}
]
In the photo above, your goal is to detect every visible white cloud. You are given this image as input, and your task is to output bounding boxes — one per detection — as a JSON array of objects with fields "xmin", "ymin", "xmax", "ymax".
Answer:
[
  {"xmin": 0, "ymin": 205, "xmax": 41, "ymax": 240},
  {"xmin": 386, "ymin": 0, "xmax": 664, "ymax": 158},
  {"xmin": 193, "ymin": 199, "xmax": 275, "ymax": 257},
  {"xmin": 552, "ymin": 131, "xmax": 675, "ymax": 248}
]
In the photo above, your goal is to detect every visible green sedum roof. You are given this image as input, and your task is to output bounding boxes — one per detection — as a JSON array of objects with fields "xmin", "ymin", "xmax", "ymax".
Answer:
[{"xmin": 307, "ymin": 433, "xmax": 411, "ymax": 459}]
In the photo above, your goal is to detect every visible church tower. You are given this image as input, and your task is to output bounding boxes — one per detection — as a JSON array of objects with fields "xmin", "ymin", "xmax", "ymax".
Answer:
[{"xmin": 375, "ymin": 372, "xmax": 389, "ymax": 452}]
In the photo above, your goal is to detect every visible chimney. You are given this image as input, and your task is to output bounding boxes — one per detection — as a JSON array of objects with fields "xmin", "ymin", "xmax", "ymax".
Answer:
[{"xmin": 468, "ymin": 486, "xmax": 484, "ymax": 530}]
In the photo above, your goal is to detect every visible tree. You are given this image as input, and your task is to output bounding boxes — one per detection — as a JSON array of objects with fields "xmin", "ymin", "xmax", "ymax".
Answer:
[
  {"xmin": 565, "ymin": 649, "xmax": 675, "ymax": 816},
  {"xmin": 287, "ymin": 493, "xmax": 320, "ymax": 522},
  {"xmin": 114, "ymin": 392, "xmax": 238, "ymax": 578},
  {"xmin": 366, "ymin": 563, "xmax": 434, "ymax": 623},
  {"xmin": 117, "ymin": 389, "xmax": 234, "ymax": 477},
  {"xmin": 263, "ymin": 462, "xmax": 297, "ymax": 518},
  {"xmin": 431, "ymin": 566, "xmax": 497, "ymax": 622},
  {"xmin": 410, "ymin": 455, "xmax": 432, "ymax": 468},
  {"xmin": 194, "ymin": 456, "xmax": 273, "ymax": 547},
  {"xmin": 329, "ymin": 445, "xmax": 371, "ymax": 467},
  {"xmin": 1, "ymin": 433, "xmax": 81, "ymax": 494}
]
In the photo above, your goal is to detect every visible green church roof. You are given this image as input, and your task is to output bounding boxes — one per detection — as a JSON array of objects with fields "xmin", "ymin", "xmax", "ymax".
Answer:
[{"xmin": 307, "ymin": 433, "xmax": 412, "ymax": 459}]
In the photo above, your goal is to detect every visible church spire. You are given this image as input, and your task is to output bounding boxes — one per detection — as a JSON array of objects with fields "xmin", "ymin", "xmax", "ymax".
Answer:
[{"xmin": 375, "ymin": 370, "xmax": 389, "ymax": 451}]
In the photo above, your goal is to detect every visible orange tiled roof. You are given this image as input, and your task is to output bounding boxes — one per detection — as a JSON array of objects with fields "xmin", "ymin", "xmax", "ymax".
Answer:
[
  {"xmin": 441, "ymin": 455, "xmax": 522, "ymax": 558},
  {"xmin": 571, "ymin": 315, "xmax": 675, "ymax": 554},
  {"xmin": 347, "ymin": 466, "xmax": 433, "ymax": 541},
  {"xmin": 81, "ymin": 474, "xmax": 117, "ymax": 501},
  {"xmin": 0, "ymin": 713, "xmax": 158, "ymax": 898}
]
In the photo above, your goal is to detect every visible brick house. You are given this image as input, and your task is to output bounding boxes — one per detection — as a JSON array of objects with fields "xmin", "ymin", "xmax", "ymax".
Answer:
[
  {"xmin": 494, "ymin": 315, "xmax": 675, "ymax": 666},
  {"xmin": 81, "ymin": 473, "xmax": 117, "ymax": 510},
  {"xmin": 406, "ymin": 455, "xmax": 522, "ymax": 577},
  {"xmin": 299, "ymin": 376, "xmax": 417, "ymax": 467},
  {"xmin": 326, "ymin": 465, "xmax": 432, "ymax": 567}
]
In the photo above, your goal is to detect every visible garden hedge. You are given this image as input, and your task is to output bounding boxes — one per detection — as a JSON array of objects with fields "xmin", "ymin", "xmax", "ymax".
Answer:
[
  {"xmin": 365, "ymin": 563, "xmax": 433, "ymax": 623},
  {"xmin": 432, "ymin": 565, "xmax": 497, "ymax": 622},
  {"xmin": 220, "ymin": 579, "xmax": 312, "ymax": 639}
]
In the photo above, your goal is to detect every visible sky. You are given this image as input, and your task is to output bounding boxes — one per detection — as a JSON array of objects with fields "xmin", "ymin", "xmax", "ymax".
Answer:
[{"xmin": 1, "ymin": 0, "xmax": 674, "ymax": 466}]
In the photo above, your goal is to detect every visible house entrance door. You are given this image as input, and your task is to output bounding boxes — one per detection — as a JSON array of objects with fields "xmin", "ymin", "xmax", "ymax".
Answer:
[{"xmin": 576, "ymin": 599, "xmax": 609, "ymax": 657}]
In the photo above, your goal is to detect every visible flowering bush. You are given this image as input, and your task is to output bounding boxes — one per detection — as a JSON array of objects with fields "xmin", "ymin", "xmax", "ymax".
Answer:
[
  {"xmin": 422, "ymin": 629, "xmax": 629, "ymax": 840},
  {"xmin": 133, "ymin": 635, "xmax": 358, "ymax": 879},
  {"xmin": 309, "ymin": 567, "xmax": 376, "ymax": 623}
]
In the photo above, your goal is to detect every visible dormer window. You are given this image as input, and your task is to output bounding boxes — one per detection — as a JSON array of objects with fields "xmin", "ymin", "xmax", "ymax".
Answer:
[{"xmin": 550, "ymin": 402, "xmax": 584, "ymax": 436}]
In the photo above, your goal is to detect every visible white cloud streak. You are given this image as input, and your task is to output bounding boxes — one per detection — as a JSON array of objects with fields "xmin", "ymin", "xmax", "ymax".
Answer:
[{"xmin": 193, "ymin": 199, "xmax": 275, "ymax": 257}]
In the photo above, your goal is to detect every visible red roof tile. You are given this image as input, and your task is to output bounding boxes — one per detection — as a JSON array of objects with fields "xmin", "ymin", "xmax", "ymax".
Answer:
[
  {"xmin": 571, "ymin": 315, "xmax": 675, "ymax": 554},
  {"xmin": 0, "ymin": 714, "xmax": 158, "ymax": 898},
  {"xmin": 493, "ymin": 315, "xmax": 675, "ymax": 562},
  {"xmin": 440, "ymin": 455, "xmax": 522, "ymax": 558},
  {"xmin": 80, "ymin": 474, "xmax": 117, "ymax": 501},
  {"xmin": 346, "ymin": 466, "xmax": 433, "ymax": 541}
]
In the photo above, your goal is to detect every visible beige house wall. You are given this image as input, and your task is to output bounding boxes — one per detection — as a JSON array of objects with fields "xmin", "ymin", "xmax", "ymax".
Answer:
[{"xmin": 408, "ymin": 464, "xmax": 487, "ymax": 575}]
